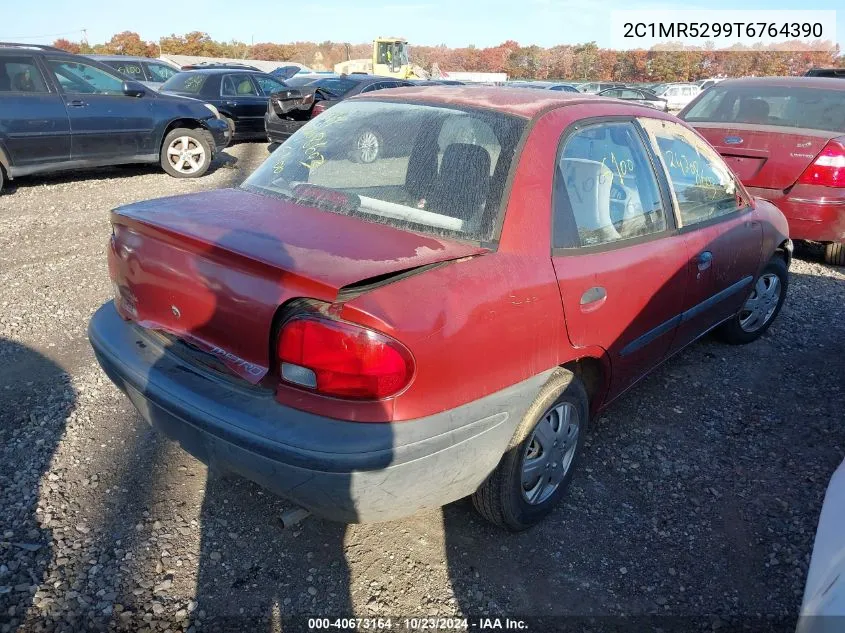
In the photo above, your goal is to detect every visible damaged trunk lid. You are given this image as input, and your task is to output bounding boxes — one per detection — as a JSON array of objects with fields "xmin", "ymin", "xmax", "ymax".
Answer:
[{"xmin": 109, "ymin": 188, "xmax": 487, "ymax": 383}]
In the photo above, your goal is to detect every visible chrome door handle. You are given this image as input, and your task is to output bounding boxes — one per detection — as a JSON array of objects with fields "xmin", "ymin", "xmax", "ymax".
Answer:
[
  {"xmin": 67, "ymin": 99, "xmax": 87, "ymax": 108},
  {"xmin": 580, "ymin": 286, "xmax": 607, "ymax": 312}
]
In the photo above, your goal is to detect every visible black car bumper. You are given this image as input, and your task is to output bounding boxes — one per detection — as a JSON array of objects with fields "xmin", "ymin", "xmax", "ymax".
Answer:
[
  {"xmin": 88, "ymin": 302, "xmax": 545, "ymax": 522},
  {"xmin": 265, "ymin": 111, "xmax": 306, "ymax": 144},
  {"xmin": 205, "ymin": 118, "xmax": 231, "ymax": 150}
]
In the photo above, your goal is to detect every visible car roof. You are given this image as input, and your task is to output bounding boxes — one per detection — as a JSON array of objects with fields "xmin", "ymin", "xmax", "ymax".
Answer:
[
  {"xmin": 715, "ymin": 76, "xmax": 845, "ymax": 90},
  {"xmin": 177, "ymin": 68, "xmax": 269, "ymax": 75},
  {"xmin": 88, "ymin": 55, "xmax": 164, "ymax": 63},
  {"xmin": 352, "ymin": 85, "xmax": 640, "ymax": 118}
]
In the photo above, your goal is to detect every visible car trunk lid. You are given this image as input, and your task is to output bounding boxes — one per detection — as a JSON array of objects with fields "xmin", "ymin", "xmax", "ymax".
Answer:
[
  {"xmin": 109, "ymin": 188, "xmax": 488, "ymax": 384},
  {"xmin": 691, "ymin": 122, "xmax": 841, "ymax": 190}
]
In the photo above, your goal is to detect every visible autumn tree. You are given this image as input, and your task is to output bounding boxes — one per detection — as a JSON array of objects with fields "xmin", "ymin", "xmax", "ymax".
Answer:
[{"xmin": 100, "ymin": 31, "xmax": 157, "ymax": 57}]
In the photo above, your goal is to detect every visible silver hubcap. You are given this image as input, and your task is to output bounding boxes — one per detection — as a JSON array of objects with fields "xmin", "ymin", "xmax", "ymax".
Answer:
[
  {"xmin": 521, "ymin": 402, "xmax": 580, "ymax": 505},
  {"xmin": 739, "ymin": 273, "xmax": 781, "ymax": 332},
  {"xmin": 357, "ymin": 131, "xmax": 379, "ymax": 163},
  {"xmin": 167, "ymin": 136, "xmax": 206, "ymax": 174}
]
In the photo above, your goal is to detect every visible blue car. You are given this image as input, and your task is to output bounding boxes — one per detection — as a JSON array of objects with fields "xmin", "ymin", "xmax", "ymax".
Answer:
[{"xmin": 0, "ymin": 43, "xmax": 230, "ymax": 193}]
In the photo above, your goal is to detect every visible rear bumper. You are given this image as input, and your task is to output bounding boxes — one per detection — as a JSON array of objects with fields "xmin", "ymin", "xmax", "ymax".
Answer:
[
  {"xmin": 747, "ymin": 185, "xmax": 845, "ymax": 243},
  {"xmin": 265, "ymin": 111, "xmax": 306, "ymax": 144},
  {"xmin": 88, "ymin": 302, "xmax": 545, "ymax": 522}
]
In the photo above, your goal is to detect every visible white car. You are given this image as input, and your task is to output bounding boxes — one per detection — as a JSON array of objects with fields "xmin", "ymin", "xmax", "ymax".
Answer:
[
  {"xmin": 797, "ymin": 458, "xmax": 845, "ymax": 632},
  {"xmin": 653, "ymin": 83, "xmax": 701, "ymax": 111}
]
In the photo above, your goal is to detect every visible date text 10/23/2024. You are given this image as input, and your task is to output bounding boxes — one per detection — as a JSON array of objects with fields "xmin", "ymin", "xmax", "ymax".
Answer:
[{"xmin": 307, "ymin": 618, "xmax": 529, "ymax": 631}]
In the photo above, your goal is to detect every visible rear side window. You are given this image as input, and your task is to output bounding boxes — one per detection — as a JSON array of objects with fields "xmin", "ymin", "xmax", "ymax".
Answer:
[
  {"xmin": 683, "ymin": 84, "xmax": 845, "ymax": 133},
  {"xmin": 254, "ymin": 75, "xmax": 286, "ymax": 95},
  {"xmin": 159, "ymin": 72, "xmax": 209, "ymax": 94},
  {"xmin": 146, "ymin": 62, "xmax": 178, "ymax": 83},
  {"xmin": 222, "ymin": 74, "xmax": 259, "ymax": 96},
  {"xmin": 639, "ymin": 118, "xmax": 744, "ymax": 227},
  {"xmin": 243, "ymin": 100, "xmax": 525, "ymax": 242},
  {"xmin": 0, "ymin": 56, "xmax": 49, "ymax": 93},
  {"xmin": 553, "ymin": 121, "xmax": 667, "ymax": 248},
  {"xmin": 105, "ymin": 60, "xmax": 145, "ymax": 80}
]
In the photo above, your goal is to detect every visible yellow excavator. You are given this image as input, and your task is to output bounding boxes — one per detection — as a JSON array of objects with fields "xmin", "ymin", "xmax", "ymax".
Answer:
[{"xmin": 334, "ymin": 37, "xmax": 428, "ymax": 79}]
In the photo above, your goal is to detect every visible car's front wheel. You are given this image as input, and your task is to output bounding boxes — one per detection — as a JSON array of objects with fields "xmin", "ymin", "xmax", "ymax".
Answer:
[
  {"xmin": 717, "ymin": 255, "xmax": 788, "ymax": 344},
  {"xmin": 472, "ymin": 369, "xmax": 589, "ymax": 531},
  {"xmin": 824, "ymin": 242, "xmax": 845, "ymax": 266},
  {"xmin": 353, "ymin": 129, "xmax": 382, "ymax": 164},
  {"xmin": 160, "ymin": 128, "xmax": 213, "ymax": 178}
]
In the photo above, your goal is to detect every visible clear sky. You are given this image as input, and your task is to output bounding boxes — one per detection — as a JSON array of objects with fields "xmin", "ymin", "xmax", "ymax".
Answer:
[{"xmin": 2, "ymin": 0, "xmax": 842, "ymax": 50}]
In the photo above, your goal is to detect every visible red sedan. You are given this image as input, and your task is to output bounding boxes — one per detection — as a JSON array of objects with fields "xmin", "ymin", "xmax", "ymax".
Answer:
[
  {"xmin": 680, "ymin": 77, "xmax": 845, "ymax": 265},
  {"xmin": 89, "ymin": 87, "xmax": 790, "ymax": 530}
]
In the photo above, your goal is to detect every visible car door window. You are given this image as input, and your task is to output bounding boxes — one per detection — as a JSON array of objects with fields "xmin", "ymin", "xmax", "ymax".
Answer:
[
  {"xmin": 0, "ymin": 56, "xmax": 49, "ymax": 93},
  {"xmin": 620, "ymin": 89, "xmax": 640, "ymax": 99},
  {"xmin": 639, "ymin": 118, "xmax": 746, "ymax": 226},
  {"xmin": 253, "ymin": 75, "xmax": 286, "ymax": 96},
  {"xmin": 47, "ymin": 60, "xmax": 124, "ymax": 95},
  {"xmin": 145, "ymin": 62, "xmax": 178, "ymax": 83},
  {"xmin": 603, "ymin": 89, "xmax": 621, "ymax": 98},
  {"xmin": 222, "ymin": 74, "xmax": 259, "ymax": 96},
  {"xmin": 360, "ymin": 82, "xmax": 384, "ymax": 93},
  {"xmin": 554, "ymin": 121, "xmax": 667, "ymax": 248}
]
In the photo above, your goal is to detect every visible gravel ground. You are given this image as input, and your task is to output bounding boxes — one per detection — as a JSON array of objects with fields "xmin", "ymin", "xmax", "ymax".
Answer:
[{"xmin": 1, "ymin": 143, "xmax": 844, "ymax": 632}]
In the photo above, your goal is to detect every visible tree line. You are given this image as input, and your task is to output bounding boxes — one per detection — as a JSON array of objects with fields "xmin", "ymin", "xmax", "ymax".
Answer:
[{"xmin": 52, "ymin": 31, "xmax": 843, "ymax": 81}]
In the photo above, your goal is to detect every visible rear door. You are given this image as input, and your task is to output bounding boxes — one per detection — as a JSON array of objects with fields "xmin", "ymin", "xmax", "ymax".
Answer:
[
  {"xmin": 639, "ymin": 118, "xmax": 762, "ymax": 352},
  {"xmin": 0, "ymin": 54, "xmax": 70, "ymax": 167},
  {"xmin": 45, "ymin": 57, "xmax": 157, "ymax": 161},
  {"xmin": 551, "ymin": 119, "xmax": 688, "ymax": 400},
  {"xmin": 682, "ymin": 83, "xmax": 845, "ymax": 193},
  {"xmin": 220, "ymin": 73, "xmax": 266, "ymax": 133}
]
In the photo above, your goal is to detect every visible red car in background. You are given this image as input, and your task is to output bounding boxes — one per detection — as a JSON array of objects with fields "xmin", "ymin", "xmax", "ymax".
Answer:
[
  {"xmin": 680, "ymin": 77, "xmax": 845, "ymax": 265},
  {"xmin": 89, "ymin": 88, "xmax": 790, "ymax": 530}
]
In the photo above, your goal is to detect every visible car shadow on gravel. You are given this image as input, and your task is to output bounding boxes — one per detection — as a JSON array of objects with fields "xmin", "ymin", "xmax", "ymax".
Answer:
[
  {"xmin": 1, "ymin": 151, "xmax": 240, "ymax": 194},
  {"xmin": 0, "ymin": 338, "xmax": 76, "ymax": 632}
]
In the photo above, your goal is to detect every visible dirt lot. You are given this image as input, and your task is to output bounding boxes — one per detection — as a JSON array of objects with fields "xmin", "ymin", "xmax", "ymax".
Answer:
[{"xmin": 1, "ymin": 142, "xmax": 844, "ymax": 632}]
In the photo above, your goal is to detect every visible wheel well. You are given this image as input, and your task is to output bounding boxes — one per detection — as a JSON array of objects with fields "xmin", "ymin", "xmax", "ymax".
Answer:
[
  {"xmin": 161, "ymin": 118, "xmax": 205, "ymax": 143},
  {"xmin": 774, "ymin": 240, "xmax": 792, "ymax": 268},
  {"xmin": 563, "ymin": 357, "xmax": 606, "ymax": 408}
]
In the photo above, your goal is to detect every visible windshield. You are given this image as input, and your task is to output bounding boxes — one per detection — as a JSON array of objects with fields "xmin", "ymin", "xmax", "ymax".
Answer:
[
  {"xmin": 243, "ymin": 100, "xmax": 526, "ymax": 242},
  {"xmin": 682, "ymin": 85, "xmax": 845, "ymax": 133},
  {"xmin": 160, "ymin": 72, "xmax": 210, "ymax": 94},
  {"xmin": 312, "ymin": 77, "xmax": 360, "ymax": 98}
]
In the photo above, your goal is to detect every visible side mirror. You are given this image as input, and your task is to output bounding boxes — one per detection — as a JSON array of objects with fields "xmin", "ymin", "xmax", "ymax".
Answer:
[{"xmin": 122, "ymin": 80, "xmax": 146, "ymax": 97}]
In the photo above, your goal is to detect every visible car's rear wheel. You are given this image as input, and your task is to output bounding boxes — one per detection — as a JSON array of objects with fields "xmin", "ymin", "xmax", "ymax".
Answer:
[
  {"xmin": 472, "ymin": 369, "xmax": 589, "ymax": 531},
  {"xmin": 716, "ymin": 256, "xmax": 788, "ymax": 345},
  {"xmin": 353, "ymin": 129, "xmax": 382, "ymax": 163},
  {"xmin": 160, "ymin": 128, "xmax": 213, "ymax": 178},
  {"xmin": 824, "ymin": 242, "xmax": 845, "ymax": 266}
]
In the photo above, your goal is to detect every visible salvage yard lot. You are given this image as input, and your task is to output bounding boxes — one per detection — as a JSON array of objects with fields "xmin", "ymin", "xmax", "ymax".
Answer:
[{"xmin": 1, "ymin": 142, "xmax": 844, "ymax": 631}]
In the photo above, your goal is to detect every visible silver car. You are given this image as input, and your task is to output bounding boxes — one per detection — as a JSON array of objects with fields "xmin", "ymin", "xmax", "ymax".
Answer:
[
  {"xmin": 86, "ymin": 55, "xmax": 181, "ymax": 91},
  {"xmin": 598, "ymin": 87, "xmax": 668, "ymax": 111}
]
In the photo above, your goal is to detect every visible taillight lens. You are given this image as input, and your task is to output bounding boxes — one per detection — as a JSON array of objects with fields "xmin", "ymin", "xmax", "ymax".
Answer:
[
  {"xmin": 311, "ymin": 101, "xmax": 328, "ymax": 118},
  {"xmin": 798, "ymin": 137, "xmax": 845, "ymax": 187},
  {"xmin": 277, "ymin": 316, "xmax": 414, "ymax": 400}
]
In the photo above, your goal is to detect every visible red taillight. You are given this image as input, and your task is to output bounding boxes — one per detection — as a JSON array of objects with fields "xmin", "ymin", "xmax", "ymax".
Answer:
[
  {"xmin": 277, "ymin": 316, "xmax": 414, "ymax": 400},
  {"xmin": 798, "ymin": 138, "xmax": 845, "ymax": 188},
  {"xmin": 311, "ymin": 101, "xmax": 328, "ymax": 118}
]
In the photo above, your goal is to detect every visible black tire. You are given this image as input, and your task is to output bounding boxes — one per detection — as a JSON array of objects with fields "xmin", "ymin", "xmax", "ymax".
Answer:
[
  {"xmin": 824, "ymin": 242, "xmax": 845, "ymax": 267},
  {"xmin": 160, "ymin": 128, "xmax": 213, "ymax": 178},
  {"xmin": 224, "ymin": 117, "xmax": 236, "ymax": 141},
  {"xmin": 716, "ymin": 256, "xmax": 788, "ymax": 345},
  {"xmin": 352, "ymin": 128, "xmax": 382, "ymax": 164},
  {"xmin": 472, "ymin": 369, "xmax": 589, "ymax": 531},
  {"xmin": 0, "ymin": 164, "xmax": 5, "ymax": 194}
]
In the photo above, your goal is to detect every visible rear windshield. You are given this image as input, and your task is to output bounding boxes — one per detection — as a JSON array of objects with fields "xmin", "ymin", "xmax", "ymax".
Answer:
[
  {"xmin": 243, "ymin": 100, "xmax": 526, "ymax": 242},
  {"xmin": 682, "ymin": 85, "xmax": 845, "ymax": 133},
  {"xmin": 160, "ymin": 72, "xmax": 210, "ymax": 94},
  {"xmin": 311, "ymin": 77, "xmax": 360, "ymax": 98}
]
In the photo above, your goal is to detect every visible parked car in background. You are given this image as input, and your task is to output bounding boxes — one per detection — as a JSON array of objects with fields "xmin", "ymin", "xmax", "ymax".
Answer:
[
  {"xmin": 796, "ymin": 458, "xmax": 845, "ymax": 633},
  {"xmin": 90, "ymin": 86, "xmax": 790, "ymax": 531},
  {"xmin": 578, "ymin": 81, "xmax": 625, "ymax": 94},
  {"xmin": 681, "ymin": 77, "xmax": 845, "ymax": 265},
  {"xmin": 160, "ymin": 68, "xmax": 288, "ymax": 141},
  {"xmin": 269, "ymin": 65, "xmax": 304, "ymax": 81},
  {"xmin": 521, "ymin": 81, "xmax": 579, "ymax": 92},
  {"xmin": 264, "ymin": 74, "xmax": 414, "ymax": 157},
  {"xmin": 598, "ymin": 87, "xmax": 668, "ymax": 111},
  {"xmin": 283, "ymin": 73, "xmax": 338, "ymax": 87},
  {"xmin": 804, "ymin": 68, "xmax": 845, "ymax": 78},
  {"xmin": 0, "ymin": 43, "xmax": 229, "ymax": 192},
  {"xmin": 653, "ymin": 82, "xmax": 701, "ymax": 110},
  {"xmin": 180, "ymin": 62, "xmax": 261, "ymax": 72},
  {"xmin": 697, "ymin": 77, "xmax": 726, "ymax": 91},
  {"xmin": 87, "ymin": 55, "xmax": 180, "ymax": 90}
]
